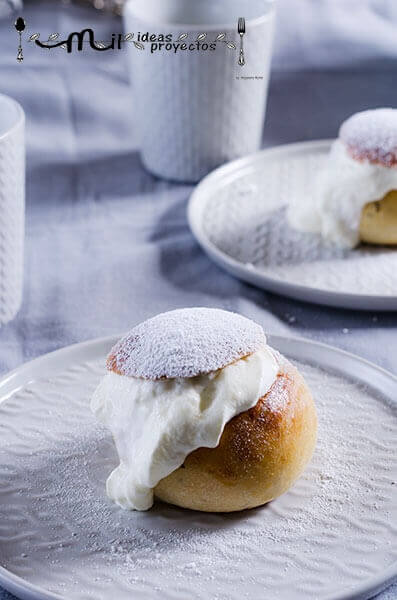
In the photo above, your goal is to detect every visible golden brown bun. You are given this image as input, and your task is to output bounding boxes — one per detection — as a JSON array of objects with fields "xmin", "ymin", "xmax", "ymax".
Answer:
[
  {"xmin": 154, "ymin": 358, "xmax": 317, "ymax": 512},
  {"xmin": 360, "ymin": 190, "xmax": 397, "ymax": 246}
]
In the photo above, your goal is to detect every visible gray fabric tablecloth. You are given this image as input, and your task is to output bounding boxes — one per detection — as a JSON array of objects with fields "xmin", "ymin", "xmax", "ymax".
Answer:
[{"xmin": 0, "ymin": 1, "xmax": 396, "ymax": 598}]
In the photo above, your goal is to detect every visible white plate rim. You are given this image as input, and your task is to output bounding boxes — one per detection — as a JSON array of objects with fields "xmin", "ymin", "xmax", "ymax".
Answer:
[
  {"xmin": 0, "ymin": 333, "xmax": 396, "ymax": 600},
  {"xmin": 187, "ymin": 139, "xmax": 397, "ymax": 311}
]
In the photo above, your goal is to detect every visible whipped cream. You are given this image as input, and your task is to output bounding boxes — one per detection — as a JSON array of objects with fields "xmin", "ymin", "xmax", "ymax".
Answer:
[
  {"xmin": 91, "ymin": 346, "xmax": 278, "ymax": 511},
  {"xmin": 287, "ymin": 140, "xmax": 397, "ymax": 248}
]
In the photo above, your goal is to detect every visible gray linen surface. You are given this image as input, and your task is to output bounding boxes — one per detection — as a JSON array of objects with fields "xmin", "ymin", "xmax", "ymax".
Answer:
[
  {"xmin": 0, "ymin": 0, "xmax": 396, "ymax": 598},
  {"xmin": 0, "ymin": 0, "xmax": 21, "ymax": 19}
]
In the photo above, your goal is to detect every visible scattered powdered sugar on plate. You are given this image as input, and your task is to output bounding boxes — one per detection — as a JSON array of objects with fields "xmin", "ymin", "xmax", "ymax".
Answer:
[
  {"xmin": 107, "ymin": 308, "xmax": 266, "ymax": 380},
  {"xmin": 0, "ymin": 356, "xmax": 396, "ymax": 600}
]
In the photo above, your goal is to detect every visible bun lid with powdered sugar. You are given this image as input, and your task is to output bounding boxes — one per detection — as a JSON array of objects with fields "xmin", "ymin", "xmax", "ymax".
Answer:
[
  {"xmin": 106, "ymin": 307, "xmax": 267, "ymax": 380},
  {"xmin": 340, "ymin": 107, "xmax": 397, "ymax": 167}
]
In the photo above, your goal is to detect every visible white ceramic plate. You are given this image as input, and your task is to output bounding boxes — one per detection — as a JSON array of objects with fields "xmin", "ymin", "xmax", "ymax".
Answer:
[
  {"xmin": 188, "ymin": 140, "xmax": 397, "ymax": 310},
  {"xmin": 0, "ymin": 335, "xmax": 396, "ymax": 600}
]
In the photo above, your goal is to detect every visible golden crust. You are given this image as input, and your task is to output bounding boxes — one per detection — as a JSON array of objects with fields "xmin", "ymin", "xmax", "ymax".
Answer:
[
  {"xmin": 360, "ymin": 190, "xmax": 397, "ymax": 246},
  {"xmin": 154, "ymin": 362, "xmax": 317, "ymax": 512},
  {"xmin": 106, "ymin": 350, "xmax": 122, "ymax": 375},
  {"xmin": 345, "ymin": 144, "xmax": 397, "ymax": 168}
]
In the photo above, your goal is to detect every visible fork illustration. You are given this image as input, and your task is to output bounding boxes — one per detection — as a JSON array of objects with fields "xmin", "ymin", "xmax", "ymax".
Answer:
[{"xmin": 238, "ymin": 17, "xmax": 245, "ymax": 66}]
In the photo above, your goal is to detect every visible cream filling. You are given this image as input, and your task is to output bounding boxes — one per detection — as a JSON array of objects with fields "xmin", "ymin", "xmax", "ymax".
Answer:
[
  {"xmin": 91, "ymin": 346, "xmax": 278, "ymax": 511},
  {"xmin": 287, "ymin": 140, "xmax": 397, "ymax": 248}
]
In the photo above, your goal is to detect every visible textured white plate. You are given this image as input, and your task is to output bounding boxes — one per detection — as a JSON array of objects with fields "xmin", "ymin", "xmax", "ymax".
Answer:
[
  {"xmin": 188, "ymin": 140, "xmax": 397, "ymax": 310},
  {"xmin": 0, "ymin": 335, "xmax": 396, "ymax": 600}
]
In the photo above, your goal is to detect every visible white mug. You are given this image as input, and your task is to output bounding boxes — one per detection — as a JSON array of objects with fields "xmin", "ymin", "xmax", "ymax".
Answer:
[
  {"xmin": 124, "ymin": 0, "xmax": 276, "ymax": 182},
  {"xmin": 0, "ymin": 94, "xmax": 24, "ymax": 325}
]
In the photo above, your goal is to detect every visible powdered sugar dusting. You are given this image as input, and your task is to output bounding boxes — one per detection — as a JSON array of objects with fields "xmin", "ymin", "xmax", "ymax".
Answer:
[
  {"xmin": 107, "ymin": 308, "xmax": 266, "ymax": 380},
  {"xmin": 0, "ymin": 355, "xmax": 395, "ymax": 600},
  {"xmin": 266, "ymin": 349, "xmax": 298, "ymax": 414},
  {"xmin": 340, "ymin": 108, "xmax": 397, "ymax": 167}
]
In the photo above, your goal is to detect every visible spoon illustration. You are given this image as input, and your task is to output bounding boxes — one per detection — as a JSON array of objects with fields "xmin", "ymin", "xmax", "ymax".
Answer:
[{"xmin": 14, "ymin": 17, "xmax": 26, "ymax": 62}]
